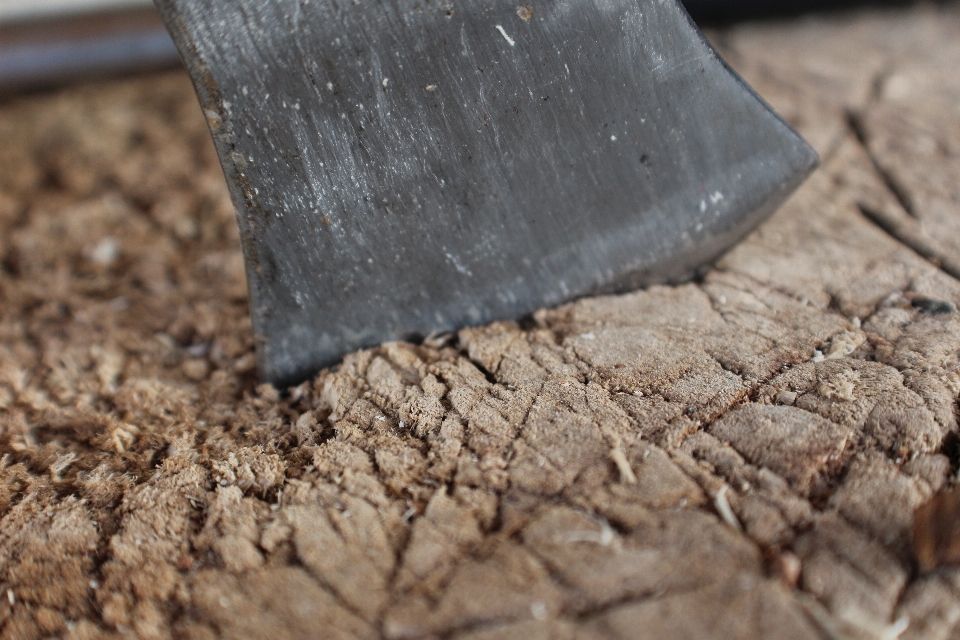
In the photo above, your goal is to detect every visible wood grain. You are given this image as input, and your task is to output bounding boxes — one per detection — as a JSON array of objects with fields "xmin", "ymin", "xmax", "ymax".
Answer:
[{"xmin": 0, "ymin": 3, "xmax": 959, "ymax": 639}]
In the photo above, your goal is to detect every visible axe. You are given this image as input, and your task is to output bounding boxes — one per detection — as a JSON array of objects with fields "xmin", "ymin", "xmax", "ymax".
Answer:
[{"xmin": 151, "ymin": 0, "xmax": 817, "ymax": 385}]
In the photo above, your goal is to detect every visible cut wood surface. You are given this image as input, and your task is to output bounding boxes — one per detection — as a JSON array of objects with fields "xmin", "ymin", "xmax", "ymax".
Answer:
[{"xmin": 1, "ymin": 3, "xmax": 959, "ymax": 639}]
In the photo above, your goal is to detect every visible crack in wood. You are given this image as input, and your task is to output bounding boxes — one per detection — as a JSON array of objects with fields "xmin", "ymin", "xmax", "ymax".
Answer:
[{"xmin": 857, "ymin": 203, "xmax": 960, "ymax": 281}]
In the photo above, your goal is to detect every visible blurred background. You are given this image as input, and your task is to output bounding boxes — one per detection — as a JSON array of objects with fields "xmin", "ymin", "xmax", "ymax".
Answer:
[
  {"xmin": 0, "ymin": 0, "xmax": 173, "ymax": 93},
  {"xmin": 0, "ymin": 0, "xmax": 923, "ymax": 94}
]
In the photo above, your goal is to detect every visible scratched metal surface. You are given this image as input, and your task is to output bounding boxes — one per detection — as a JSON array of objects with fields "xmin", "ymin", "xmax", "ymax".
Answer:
[{"xmin": 156, "ymin": 0, "xmax": 817, "ymax": 386}]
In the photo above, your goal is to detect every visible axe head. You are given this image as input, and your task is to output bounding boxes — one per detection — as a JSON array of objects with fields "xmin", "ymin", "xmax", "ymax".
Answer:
[{"xmin": 157, "ymin": 0, "xmax": 817, "ymax": 386}]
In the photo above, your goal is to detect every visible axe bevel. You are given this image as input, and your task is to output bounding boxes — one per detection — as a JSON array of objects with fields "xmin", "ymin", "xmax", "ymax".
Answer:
[{"xmin": 155, "ymin": 0, "xmax": 817, "ymax": 386}]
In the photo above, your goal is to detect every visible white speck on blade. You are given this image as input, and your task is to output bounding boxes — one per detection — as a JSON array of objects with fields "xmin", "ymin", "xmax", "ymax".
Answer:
[
  {"xmin": 610, "ymin": 135, "xmax": 617, "ymax": 141},
  {"xmin": 710, "ymin": 191, "xmax": 724, "ymax": 204},
  {"xmin": 6, "ymin": 589, "xmax": 13, "ymax": 605},
  {"xmin": 327, "ymin": 82, "xmax": 334, "ymax": 91},
  {"xmin": 382, "ymin": 78, "xmax": 389, "ymax": 87},
  {"xmin": 445, "ymin": 252, "xmax": 473, "ymax": 277},
  {"xmin": 495, "ymin": 24, "xmax": 515, "ymax": 46},
  {"xmin": 699, "ymin": 200, "xmax": 707, "ymax": 212},
  {"xmin": 579, "ymin": 333, "xmax": 596, "ymax": 340},
  {"xmin": 425, "ymin": 84, "xmax": 438, "ymax": 91}
]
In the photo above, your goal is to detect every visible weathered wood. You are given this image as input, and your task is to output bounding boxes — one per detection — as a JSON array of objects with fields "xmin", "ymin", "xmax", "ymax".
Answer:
[{"xmin": 0, "ymin": 4, "xmax": 959, "ymax": 639}]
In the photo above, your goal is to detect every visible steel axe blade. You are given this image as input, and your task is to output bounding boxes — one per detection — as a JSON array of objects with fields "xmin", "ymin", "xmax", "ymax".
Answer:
[{"xmin": 156, "ymin": 0, "xmax": 817, "ymax": 386}]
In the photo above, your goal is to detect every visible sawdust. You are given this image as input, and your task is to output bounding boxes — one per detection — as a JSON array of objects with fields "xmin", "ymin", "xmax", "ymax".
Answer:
[{"xmin": 2, "ymin": 4, "xmax": 960, "ymax": 639}]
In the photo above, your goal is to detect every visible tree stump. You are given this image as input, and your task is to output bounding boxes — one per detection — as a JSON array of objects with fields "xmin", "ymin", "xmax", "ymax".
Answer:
[{"xmin": 1, "ymin": 3, "xmax": 959, "ymax": 639}]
